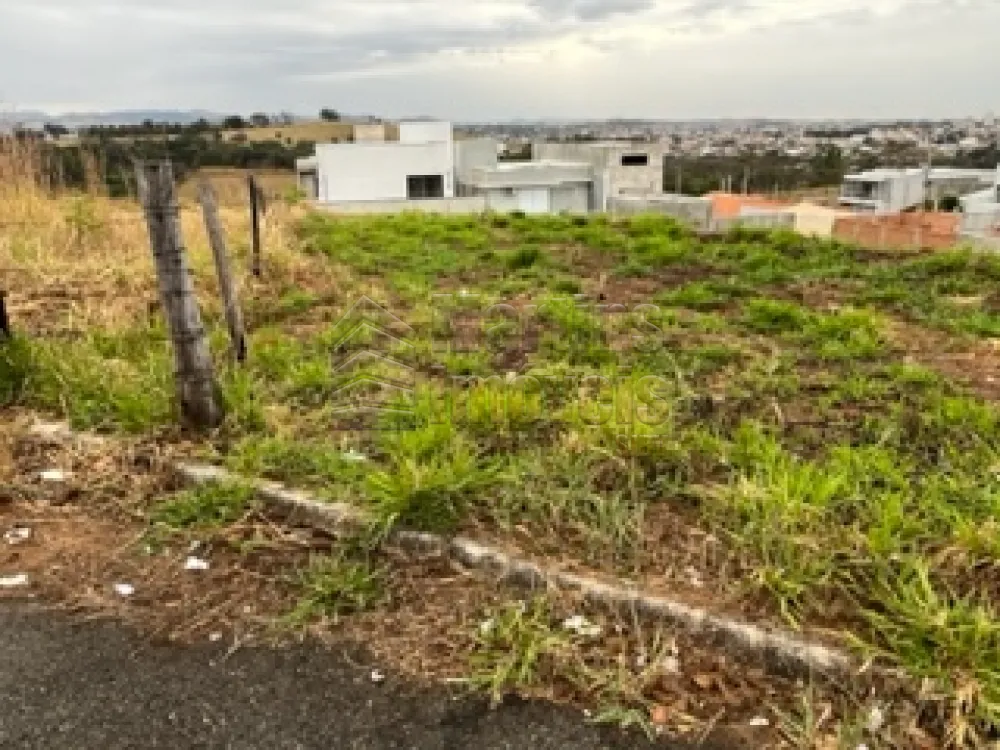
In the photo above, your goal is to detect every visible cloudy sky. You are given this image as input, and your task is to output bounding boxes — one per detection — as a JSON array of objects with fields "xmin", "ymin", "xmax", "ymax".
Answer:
[{"xmin": 0, "ymin": 0, "xmax": 995, "ymax": 120}]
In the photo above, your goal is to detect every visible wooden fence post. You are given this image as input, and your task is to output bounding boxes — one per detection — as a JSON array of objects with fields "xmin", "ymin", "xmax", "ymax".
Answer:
[
  {"xmin": 198, "ymin": 180, "xmax": 247, "ymax": 364},
  {"xmin": 248, "ymin": 174, "xmax": 262, "ymax": 278},
  {"xmin": 0, "ymin": 291, "xmax": 9, "ymax": 338},
  {"xmin": 137, "ymin": 161, "xmax": 224, "ymax": 428}
]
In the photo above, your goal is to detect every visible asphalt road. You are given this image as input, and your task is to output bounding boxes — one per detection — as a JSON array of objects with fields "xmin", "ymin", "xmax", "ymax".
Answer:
[{"xmin": 0, "ymin": 604, "xmax": 721, "ymax": 750}]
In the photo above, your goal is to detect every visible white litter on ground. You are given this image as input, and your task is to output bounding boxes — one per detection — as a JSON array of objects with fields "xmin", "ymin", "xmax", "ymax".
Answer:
[
  {"xmin": 209, "ymin": 633, "xmax": 223, "ymax": 643},
  {"xmin": 0, "ymin": 574, "xmax": 29, "ymax": 588},
  {"xmin": 748, "ymin": 716, "xmax": 770, "ymax": 727},
  {"xmin": 479, "ymin": 618, "xmax": 495, "ymax": 637},
  {"xmin": 370, "ymin": 670, "xmax": 385, "ymax": 684},
  {"xmin": 39, "ymin": 469, "xmax": 67, "ymax": 483},
  {"xmin": 341, "ymin": 450, "xmax": 368, "ymax": 463},
  {"xmin": 114, "ymin": 583, "xmax": 135, "ymax": 598},
  {"xmin": 184, "ymin": 557, "xmax": 211, "ymax": 572},
  {"xmin": 4, "ymin": 527, "xmax": 32, "ymax": 546},
  {"xmin": 867, "ymin": 705, "xmax": 886, "ymax": 733},
  {"xmin": 562, "ymin": 615, "xmax": 602, "ymax": 638},
  {"xmin": 659, "ymin": 656, "xmax": 682, "ymax": 675}
]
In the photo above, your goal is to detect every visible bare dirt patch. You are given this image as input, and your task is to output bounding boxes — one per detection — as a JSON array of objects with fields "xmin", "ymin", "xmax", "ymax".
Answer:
[{"xmin": 885, "ymin": 320, "xmax": 1000, "ymax": 401}]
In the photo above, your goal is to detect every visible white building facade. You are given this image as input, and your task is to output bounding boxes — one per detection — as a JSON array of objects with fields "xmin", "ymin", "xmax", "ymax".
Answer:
[
  {"xmin": 840, "ymin": 166, "xmax": 998, "ymax": 214},
  {"xmin": 302, "ymin": 120, "xmax": 455, "ymax": 204},
  {"xmin": 298, "ymin": 122, "xmax": 602, "ymax": 215}
]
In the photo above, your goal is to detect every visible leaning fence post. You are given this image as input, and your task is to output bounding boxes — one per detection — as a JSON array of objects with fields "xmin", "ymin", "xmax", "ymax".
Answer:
[
  {"xmin": 248, "ymin": 174, "xmax": 262, "ymax": 278},
  {"xmin": 137, "ymin": 161, "xmax": 224, "ymax": 428},
  {"xmin": 198, "ymin": 180, "xmax": 247, "ymax": 364}
]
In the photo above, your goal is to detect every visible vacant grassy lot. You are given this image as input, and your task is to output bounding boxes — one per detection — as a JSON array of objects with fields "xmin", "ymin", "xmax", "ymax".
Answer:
[{"xmin": 5, "ymin": 152, "xmax": 1000, "ymax": 745}]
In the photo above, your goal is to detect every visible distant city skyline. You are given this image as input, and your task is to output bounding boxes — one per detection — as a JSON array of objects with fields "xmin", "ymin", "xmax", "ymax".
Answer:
[{"xmin": 0, "ymin": 0, "xmax": 997, "ymax": 120}]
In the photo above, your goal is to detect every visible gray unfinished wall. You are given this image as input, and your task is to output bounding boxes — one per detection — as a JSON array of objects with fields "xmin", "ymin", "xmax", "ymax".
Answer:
[
  {"xmin": 454, "ymin": 138, "xmax": 499, "ymax": 177},
  {"xmin": 712, "ymin": 212, "xmax": 796, "ymax": 232},
  {"xmin": 608, "ymin": 195, "xmax": 712, "ymax": 229},
  {"xmin": 534, "ymin": 142, "xmax": 668, "ymax": 207},
  {"xmin": 550, "ymin": 184, "xmax": 591, "ymax": 214}
]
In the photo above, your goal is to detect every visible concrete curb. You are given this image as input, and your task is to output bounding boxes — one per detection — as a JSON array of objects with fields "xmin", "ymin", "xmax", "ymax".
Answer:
[{"xmin": 172, "ymin": 461, "xmax": 856, "ymax": 678}]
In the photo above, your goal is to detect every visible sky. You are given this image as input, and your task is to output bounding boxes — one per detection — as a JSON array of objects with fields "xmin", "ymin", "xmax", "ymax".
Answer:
[{"xmin": 0, "ymin": 0, "xmax": 996, "ymax": 120}]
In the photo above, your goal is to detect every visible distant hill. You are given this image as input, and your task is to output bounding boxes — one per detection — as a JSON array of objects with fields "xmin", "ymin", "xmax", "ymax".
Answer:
[{"xmin": 1, "ymin": 110, "xmax": 230, "ymax": 129}]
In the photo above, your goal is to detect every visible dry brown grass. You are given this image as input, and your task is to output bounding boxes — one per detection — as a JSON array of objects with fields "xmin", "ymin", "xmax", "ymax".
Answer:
[
  {"xmin": 0, "ymin": 140, "xmax": 331, "ymax": 337},
  {"xmin": 221, "ymin": 121, "xmax": 357, "ymax": 145},
  {"xmin": 177, "ymin": 167, "xmax": 298, "ymax": 207}
]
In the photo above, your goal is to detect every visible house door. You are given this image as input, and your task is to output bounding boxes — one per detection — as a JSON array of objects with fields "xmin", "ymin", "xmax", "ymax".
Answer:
[{"xmin": 517, "ymin": 188, "xmax": 550, "ymax": 214}]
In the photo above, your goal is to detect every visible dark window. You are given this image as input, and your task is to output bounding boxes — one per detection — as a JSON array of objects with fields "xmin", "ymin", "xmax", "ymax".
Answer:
[
  {"xmin": 621, "ymin": 153, "xmax": 649, "ymax": 167},
  {"xmin": 407, "ymin": 175, "xmax": 445, "ymax": 200}
]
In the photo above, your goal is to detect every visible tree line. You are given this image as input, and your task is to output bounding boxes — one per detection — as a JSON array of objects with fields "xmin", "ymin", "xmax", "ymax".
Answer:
[{"xmin": 11, "ymin": 129, "xmax": 309, "ymax": 197}]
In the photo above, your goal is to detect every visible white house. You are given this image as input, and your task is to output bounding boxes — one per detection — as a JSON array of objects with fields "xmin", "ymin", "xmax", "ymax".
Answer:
[
  {"xmin": 298, "ymin": 121, "xmax": 599, "ymax": 214},
  {"xmin": 299, "ymin": 120, "xmax": 455, "ymax": 204},
  {"xmin": 839, "ymin": 168, "xmax": 927, "ymax": 213},
  {"xmin": 959, "ymin": 166, "xmax": 1000, "ymax": 239},
  {"xmin": 839, "ymin": 166, "xmax": 997, "ymax": 214}
]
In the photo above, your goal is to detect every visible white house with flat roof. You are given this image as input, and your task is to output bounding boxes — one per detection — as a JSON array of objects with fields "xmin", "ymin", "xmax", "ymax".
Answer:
[
  {"xmin": 298, "ymin": 120, "xmax": 455, "ymax": 204},
  {"xmin": 839, "ymin": 168, "xmax": 927, "ymax": 213},
  {"xmin": 297, "ymin": 122, "xmax": 599, "ymax": 215},
  {"xmin": 840, "ymin": 166, "xmax": 998, "ymax": 214}
]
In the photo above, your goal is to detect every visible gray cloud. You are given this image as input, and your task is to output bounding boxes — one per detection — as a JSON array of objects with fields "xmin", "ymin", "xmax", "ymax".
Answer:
[
  {"xmin": 0, "ymin": 0, "xmax": 995, "ymax": 120},
  {"xmin": 526, "ymin": 0, "xmax": 654, "ymax": 21},
  {"xmin": 677, "ymin": 0, "xmax": 759, "ymax": 20}
]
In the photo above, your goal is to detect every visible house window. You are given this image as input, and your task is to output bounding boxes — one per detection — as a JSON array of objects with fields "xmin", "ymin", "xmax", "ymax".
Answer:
[
  {"xmin": 501, "ymin": 187, "xmax": 516, "ymax": 197},
  {"xmin": 407, "ymin": 175, "xmax": 445, "ymax": 200},
  {"xmin": 621, "ymin": 153, "xmax": 649, "ymax": 167}
]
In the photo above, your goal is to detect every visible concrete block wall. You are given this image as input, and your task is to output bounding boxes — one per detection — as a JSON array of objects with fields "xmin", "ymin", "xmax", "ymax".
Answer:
[
  {"xmin": 608, "ymin": 195, "xmax": 712, "ymax": 229},
  {"xmin": 711, "ymin": 212, "xmax": 796, "ymax": 232}
]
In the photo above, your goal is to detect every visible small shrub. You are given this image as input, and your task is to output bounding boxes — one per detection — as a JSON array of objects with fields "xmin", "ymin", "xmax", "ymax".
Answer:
[
  {"xmin": 505, "ymin": 245, "xmax": 543, "ymax": 270},
  {"xmin": 151, "ymin": 481, "xmax": 260, "ymax": 532},
  {"xmin": 227, "ymin": 436, "xmax": 368, "ymax": 489},
  {"xmin": 742, "ymin": 299, "xmax": 810, "ymax": 334},
  {"xmin": 469, "ymin": 598, "xmax": 567, "ymax": 706},
  {"xmin": 291, "ymin": 552, "xmax": 385, "ymax": 623}
]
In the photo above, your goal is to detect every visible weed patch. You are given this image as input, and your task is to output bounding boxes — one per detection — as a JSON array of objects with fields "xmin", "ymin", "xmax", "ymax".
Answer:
[
  {"xmin": 291, "ymin": 552, "xmax": 385, "ymax": 624},
  {"xmin": 151, "ymin": 481, "xmax": 260, "ymax": 533}
]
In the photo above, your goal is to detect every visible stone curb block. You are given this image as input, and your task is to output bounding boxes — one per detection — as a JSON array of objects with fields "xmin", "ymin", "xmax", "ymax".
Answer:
[{"xmin": 172, "ymin": 461, "xmax": 855, "ymax": 678}]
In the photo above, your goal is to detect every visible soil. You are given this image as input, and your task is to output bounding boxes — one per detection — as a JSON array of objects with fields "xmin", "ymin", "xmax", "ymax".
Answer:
[
  {"xmin": 0, "ymin": 412, "xmax": 877, "ymax": 749},
  {"xmin": 884, "ymin": 320, "xmax": 1000, "ymax": 401}
]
